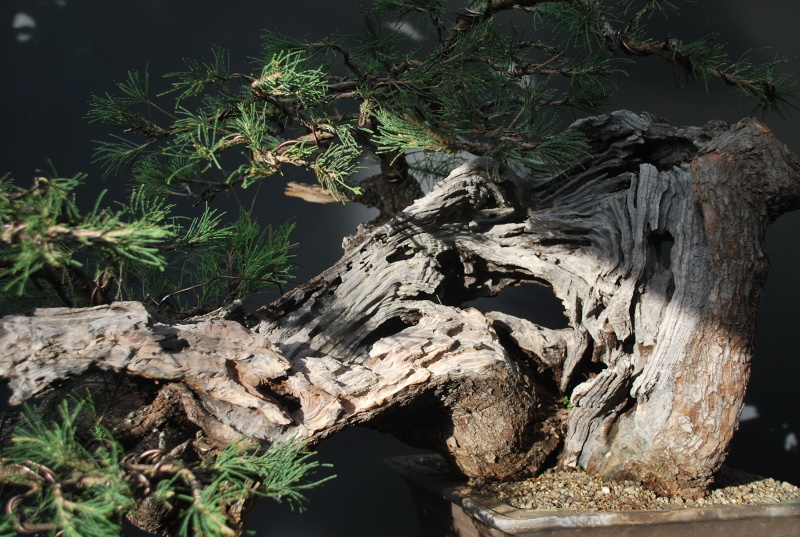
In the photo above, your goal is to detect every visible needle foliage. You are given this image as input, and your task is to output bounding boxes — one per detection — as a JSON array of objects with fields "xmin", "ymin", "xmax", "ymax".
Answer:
[
  {"xmin": 0, "ymin": 398, "xmax": 332, "ymax": 537},
  {"xmin": 4, "ymin": 0, "xmax": 795, "ymax": 315},
  {"xmin": 0, "ymin": 170, "xmax": 293, "ymax": 315},
  {"xmin": 84, "ymin": 0, "xmax": 795, "ymax": 205}
]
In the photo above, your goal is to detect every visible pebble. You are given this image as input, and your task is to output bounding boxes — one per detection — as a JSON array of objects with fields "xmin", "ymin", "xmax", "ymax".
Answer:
[{"xmin": 466, "ymin": 466, "xmax": 800, "ymax": 512}]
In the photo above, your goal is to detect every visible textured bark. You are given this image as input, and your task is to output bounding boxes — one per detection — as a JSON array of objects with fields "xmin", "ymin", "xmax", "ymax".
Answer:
[{"xmin": 1, "ymin": 111, "xmax": 799, "ymax": 505}]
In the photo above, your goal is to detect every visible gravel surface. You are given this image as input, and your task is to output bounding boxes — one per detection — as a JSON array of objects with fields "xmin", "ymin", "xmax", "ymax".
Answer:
[{"xmin": 466, "ymin": 466, "xmax": 800, "ymax": 511}]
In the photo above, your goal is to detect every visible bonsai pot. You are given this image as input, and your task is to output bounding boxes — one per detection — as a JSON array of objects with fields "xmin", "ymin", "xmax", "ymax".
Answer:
[{"xmin": 385, "ymin": 455, "xmax": 800, "ymax": 537}]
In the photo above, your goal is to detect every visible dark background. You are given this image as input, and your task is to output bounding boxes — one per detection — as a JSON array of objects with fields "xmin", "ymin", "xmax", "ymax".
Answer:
[{"xmin": 1, "ymin": 2, "xmax": 798, "ymax": 536}]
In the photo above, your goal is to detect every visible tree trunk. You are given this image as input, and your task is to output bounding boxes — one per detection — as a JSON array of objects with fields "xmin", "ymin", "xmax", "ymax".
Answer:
[{"xmin": 2, "ymin": 112, "xmax": 798, "ymax": 513}]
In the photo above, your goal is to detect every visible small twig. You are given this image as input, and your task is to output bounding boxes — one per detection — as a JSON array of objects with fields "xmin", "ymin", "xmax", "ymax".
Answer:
[{"xmin": 154, "ymin": 275, "xmax": 285, "ymax": 309}]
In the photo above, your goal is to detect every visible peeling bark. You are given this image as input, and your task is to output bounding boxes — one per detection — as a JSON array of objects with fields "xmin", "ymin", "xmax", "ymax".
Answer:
[{"xmin": 2, "ymin": 111, "xmax": 799, "ymax": 513}]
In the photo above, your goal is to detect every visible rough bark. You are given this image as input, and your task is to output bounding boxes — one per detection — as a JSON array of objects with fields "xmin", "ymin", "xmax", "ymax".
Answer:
[{"xmin": 2, "ymin": 111, "xmax": 799, "ymax": 509}]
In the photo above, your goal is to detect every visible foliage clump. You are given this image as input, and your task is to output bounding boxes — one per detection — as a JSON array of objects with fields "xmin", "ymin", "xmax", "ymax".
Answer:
[
  {"xmin": 0, "ymin": 398, "xmax": 332, "ymax": 537},
  {"xmin": 87, "ymin": 0, "xmax": 796, "ymax": 202},
  {"xmin": 0, "ymin": 169, "xmax": 293, "ymax": 316}
]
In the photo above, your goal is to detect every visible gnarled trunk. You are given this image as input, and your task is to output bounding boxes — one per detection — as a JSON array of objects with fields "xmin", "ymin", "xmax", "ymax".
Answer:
[{"xmin": 2, "ymin": 112, "xmax": 798, "ymax": 518}]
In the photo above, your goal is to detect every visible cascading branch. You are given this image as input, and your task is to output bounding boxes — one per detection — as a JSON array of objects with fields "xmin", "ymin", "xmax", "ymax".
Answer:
[{"xmin": 88, "ymin": 0, "xmax": 795, "ymax": 207}]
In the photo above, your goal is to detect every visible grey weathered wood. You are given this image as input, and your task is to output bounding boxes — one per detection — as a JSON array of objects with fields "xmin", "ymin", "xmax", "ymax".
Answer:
[{"xmin": 1, "ymin": 111, "xmax": 798, "ymax": 499}]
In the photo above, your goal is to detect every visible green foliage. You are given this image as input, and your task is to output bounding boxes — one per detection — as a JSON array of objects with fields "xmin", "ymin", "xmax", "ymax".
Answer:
[
  {"xmin": 374, "ymin": 0, "xmax": 443, "ymax": 17},
  {"xmin": 88, "ymin": 46, "xmax": 367, "ymax": 204},
  {"xmin": 374, "ymin": 109, "xmax": 456, "ymax": 156},
  {"xmin": 536, "ymin": 1, "xmax": 608, "ymax": 49},
  {"xmin": 208, "ymin": 438, "xmax": 334, "ymax": 508},
  {"xmin": 125, "ymin": 214, "xmax": 293, "ymax": 313},
  {"xmin": 86, "ymin": 69, "xmax": 170, "ymax": 136},
  {"xmin": 0, "ymin": 398, "xmax": 332, "ymax": 537},
  {"xmin": 0, "ymin": 167, "xmax": 292, "ymax": 314},
  {"xmin": 0, "ymin": 172, "xmax": 173, "ymax": 299},
  {"xmin": 0, "ymin": 400, "xmax": 134, "ymax": 537},
  {"xmin": 164, "ymin": 46, "xmax": 233, "ymax": 104},
  {"xmin": 84, "ymin": 0, "xmax": 794, "ymax": 207},
  {"xmin": 253, "ymin": 50, "xmax": 329, "ymax": 106}
]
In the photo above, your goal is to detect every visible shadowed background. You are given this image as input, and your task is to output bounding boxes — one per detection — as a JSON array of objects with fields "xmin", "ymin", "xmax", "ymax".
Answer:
[{"xmin": 0, "ymin": 2, "xmax": 797, "ymax": 535}]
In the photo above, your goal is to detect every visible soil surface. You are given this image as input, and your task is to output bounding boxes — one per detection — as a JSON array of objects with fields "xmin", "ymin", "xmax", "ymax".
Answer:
[{"xmin": 466, "ymin": 465, "xmax": 800, "ymax": 511}]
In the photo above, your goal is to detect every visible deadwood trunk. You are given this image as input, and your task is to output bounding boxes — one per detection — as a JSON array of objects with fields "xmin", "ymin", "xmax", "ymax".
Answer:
[{"xmin": 2, "ymin": 112, "xmax": 799, "ymax": 520}]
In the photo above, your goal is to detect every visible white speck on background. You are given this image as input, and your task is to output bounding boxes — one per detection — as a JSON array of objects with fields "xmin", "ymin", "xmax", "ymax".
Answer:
[
  {"xmin": 385, "ymin": 20, "xmax": 425, "ymax": 41},
  {"xmin": 12, "ymin": 12, "xmax": 36, "ymax": 29},
  {"xmin": 12, "ymin": 12, "xmax": 36, "ymax": 43},
  {"xmin": 785, "ymin": 432, "xmax": 797, "ymax": 452},
  {"xmin": 739, "ymin": 404, "xmax": 759, "ymax": 421}
]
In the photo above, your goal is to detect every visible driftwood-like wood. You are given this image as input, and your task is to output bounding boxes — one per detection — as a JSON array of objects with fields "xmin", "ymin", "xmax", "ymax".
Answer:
[{"xmin": 2, "ymin": 112, "xmax": 799, "ymax": 510}]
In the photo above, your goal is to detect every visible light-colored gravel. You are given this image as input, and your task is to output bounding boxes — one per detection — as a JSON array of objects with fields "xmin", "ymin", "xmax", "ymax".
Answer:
[{"xmin": 466, "ymin": 466, "xmax": 800, "ymax": 511}]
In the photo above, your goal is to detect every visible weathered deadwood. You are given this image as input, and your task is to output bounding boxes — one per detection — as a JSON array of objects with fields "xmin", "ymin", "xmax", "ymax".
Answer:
[
  {"xmin": 0, "ymin": 302, "xmax": 294, "ymax": 443},
  {"xmin": 1, "ymin": 111, "xmax": 799, "ymax": 503}
]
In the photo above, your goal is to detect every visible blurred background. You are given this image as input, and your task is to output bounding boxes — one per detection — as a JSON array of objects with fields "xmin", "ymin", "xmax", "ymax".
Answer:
[{"xmin": 0, "ymin": 1, "xmax": 797, "ymax": 536}]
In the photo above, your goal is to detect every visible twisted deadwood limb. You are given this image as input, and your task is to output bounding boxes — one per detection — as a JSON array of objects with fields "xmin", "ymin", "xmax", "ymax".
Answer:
[{"xmin": 1, "ymin": 113, "xmax": 799, "ymax": 512}]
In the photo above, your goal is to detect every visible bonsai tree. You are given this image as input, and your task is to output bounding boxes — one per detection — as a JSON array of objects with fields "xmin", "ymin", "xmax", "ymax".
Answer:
[{"xmin": 0, "ymin": 0, "xmax": 797, "ymax": 534}]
